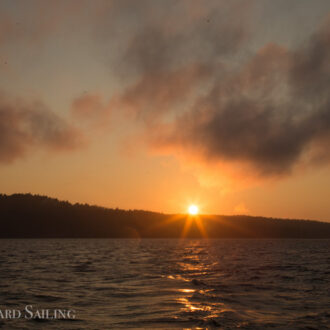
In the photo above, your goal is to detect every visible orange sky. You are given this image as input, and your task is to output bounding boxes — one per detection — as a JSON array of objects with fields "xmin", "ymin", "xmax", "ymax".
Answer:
[{"xmin": 1, "ymin": 0, "xmax": 330, "ymax": 221}]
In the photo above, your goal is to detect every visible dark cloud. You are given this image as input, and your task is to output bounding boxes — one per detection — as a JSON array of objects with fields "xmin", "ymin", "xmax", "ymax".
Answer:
[
  {"xmin": 0, "ymin": 94, "xmax": 83, "ymax": 164},
  {"xmin": 117, "ymin": 0, "xmax": 249, "ymax": 77},
  {"xmin": 90, "ymin": 0, "xmax": 251, "ymax": 123},
  {"xmin": 119, "ymin": 64, "xmax": 212, "ymax": 122},
  {"xmin": 151, "ymin": 20, "xmax": 330, "ymax": 176},
  {"xmin": 72, "ymin": 1, "xmax": 330, "ymax": 178},
  {"xmin": 291, "ymin": 18, "xmax": 330, "ymax": 101}
]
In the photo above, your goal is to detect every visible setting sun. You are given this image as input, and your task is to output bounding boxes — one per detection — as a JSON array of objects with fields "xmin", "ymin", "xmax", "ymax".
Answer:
[{"xmin": 188, "ymin": 204, "xmax": 199, "ymax": 215}]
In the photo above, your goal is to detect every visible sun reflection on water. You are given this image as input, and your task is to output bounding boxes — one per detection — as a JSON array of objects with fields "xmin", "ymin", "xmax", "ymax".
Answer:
[
  {"xmin": 177, "ymin": 297, "xmax": 212, "ymax": 312},
  {"xmin": 178, "ymin": 289, "xmax": 195, "ymax": 293},
  {"xmin": 167, "ymin": 241, "xmax": 232, "ymax": 324}
]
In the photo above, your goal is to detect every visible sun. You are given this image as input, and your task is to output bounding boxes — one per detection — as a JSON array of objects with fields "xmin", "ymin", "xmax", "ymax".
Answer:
[{"xmin": 188, "ymin": 204, "xmax": 199, "ymax": 215}]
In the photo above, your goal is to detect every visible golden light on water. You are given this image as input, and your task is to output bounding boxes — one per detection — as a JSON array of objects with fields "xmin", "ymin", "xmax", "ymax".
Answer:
[{"xmin": 188, "ymin": 204, "xmax": 199, "ymax": 215}]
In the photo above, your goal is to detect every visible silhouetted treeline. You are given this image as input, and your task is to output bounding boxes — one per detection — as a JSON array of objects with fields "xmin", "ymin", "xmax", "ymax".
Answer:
[{"xmin": 0, "ymin": 194, "xmax": 330, "ymax": 238}]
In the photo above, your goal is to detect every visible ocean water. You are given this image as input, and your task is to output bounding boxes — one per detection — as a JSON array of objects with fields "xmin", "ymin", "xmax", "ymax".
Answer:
[{"xmin": 0, "ymin": 239, "xmax": 329, "ymax": 329}]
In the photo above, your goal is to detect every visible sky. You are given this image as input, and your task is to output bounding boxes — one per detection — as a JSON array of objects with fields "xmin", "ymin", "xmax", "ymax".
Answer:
[{"xmin": 1, "ymin": 0, "xmax": 330, "ymax": 221}]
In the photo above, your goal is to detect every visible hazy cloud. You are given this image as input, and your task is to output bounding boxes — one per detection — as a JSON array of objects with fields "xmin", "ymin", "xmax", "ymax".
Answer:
[
  {"xmin": 142, "ymin": 18, "xmax": 330, "ymax": 176},
  {"xmin": 89, "ymin": 1, "xmax": 252, "ymax": 121},
  {"xmin": 69, "ymin": 1, "xmax": 330, "ymax": 178},
  {"xmin": 0, "ymin": 94, "xmax": 83, "ymax": 164},
  {"xmin": 118, "ymin": 64, "xmax": 212, "ymax": 122},
  {"xmin": 4, "ymin": 0, "xmax": 330, "ymax": 178}
]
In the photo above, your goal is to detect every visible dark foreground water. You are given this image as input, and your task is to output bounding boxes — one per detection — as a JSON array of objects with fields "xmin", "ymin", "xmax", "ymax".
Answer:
[{"xmin": 0, "ymin": 239, "xmax": 329, "ymax": 329}]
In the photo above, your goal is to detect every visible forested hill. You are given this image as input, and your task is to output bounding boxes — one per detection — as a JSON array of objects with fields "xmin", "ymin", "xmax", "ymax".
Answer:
[{"xmin": 0, "ymin": 194, "xmax": 330, "ymax": 238}]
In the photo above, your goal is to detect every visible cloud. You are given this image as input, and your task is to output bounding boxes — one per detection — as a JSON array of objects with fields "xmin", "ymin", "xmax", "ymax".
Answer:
[
  {"xmin": 72, "ymin": 2, "xmax": 330, "ymax": 181},
  {"xmin": 115, "ymin": 0, "xmax": 250, "ymax": 78},
  {"xmin": 118, "ymin": 64, "xmax": 212, "ymax": 122},
  {"xmin": 145, "ymin": 18, "xmax": 330, "ymax": 177},
  {"xmin": 88, "ymin": 0, "xmax": 251, "ymax": 121},
  {"xmin": 0, "ymin": 93, "xmax": 83, "ymax": 164}
]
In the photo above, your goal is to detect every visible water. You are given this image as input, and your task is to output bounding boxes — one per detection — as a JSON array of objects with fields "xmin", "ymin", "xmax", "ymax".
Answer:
[{"xmin": 0, "ymin": 239, "xmax": 329, "ymax": 329}]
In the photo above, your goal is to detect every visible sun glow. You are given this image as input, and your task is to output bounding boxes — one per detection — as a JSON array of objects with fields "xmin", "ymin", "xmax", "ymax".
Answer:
[{"xmin": 188, "ymin": 204, "xmax": 199, "ymax": 215}]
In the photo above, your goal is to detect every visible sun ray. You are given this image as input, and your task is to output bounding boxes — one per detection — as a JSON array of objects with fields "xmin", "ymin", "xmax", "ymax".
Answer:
[
  {"xmin": 194, "ymin": 216, "xmax": 208, "ymax": 238},
  {"xmin": 181, "ymin": 217, "xmax": 193, "ymax": 238},
  {"xmin": 146, "ymin": 204, "xmax": 208, "ymax": 238}
]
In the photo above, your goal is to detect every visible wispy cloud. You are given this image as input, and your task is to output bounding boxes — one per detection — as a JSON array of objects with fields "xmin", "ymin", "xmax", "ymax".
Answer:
[
  {"xmin": 0, "ymin": 93, "xmax": 83, "ymax": 164},
  {"xmin": 3, "ymin": 0, "xmax": 330, "ymax": 182},
  {"xmin": 153, "ymin": 18, "xmax": 330, "ymax": 176},
  {"xmin": 89, "ymin": 3, "xmax": 330, "ymax": 180}
]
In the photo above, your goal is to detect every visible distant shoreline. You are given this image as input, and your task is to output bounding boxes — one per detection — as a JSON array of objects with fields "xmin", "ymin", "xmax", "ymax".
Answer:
[{"xmin": 1, "ymin": 193, "xmax": 330, "ymax": 239}]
